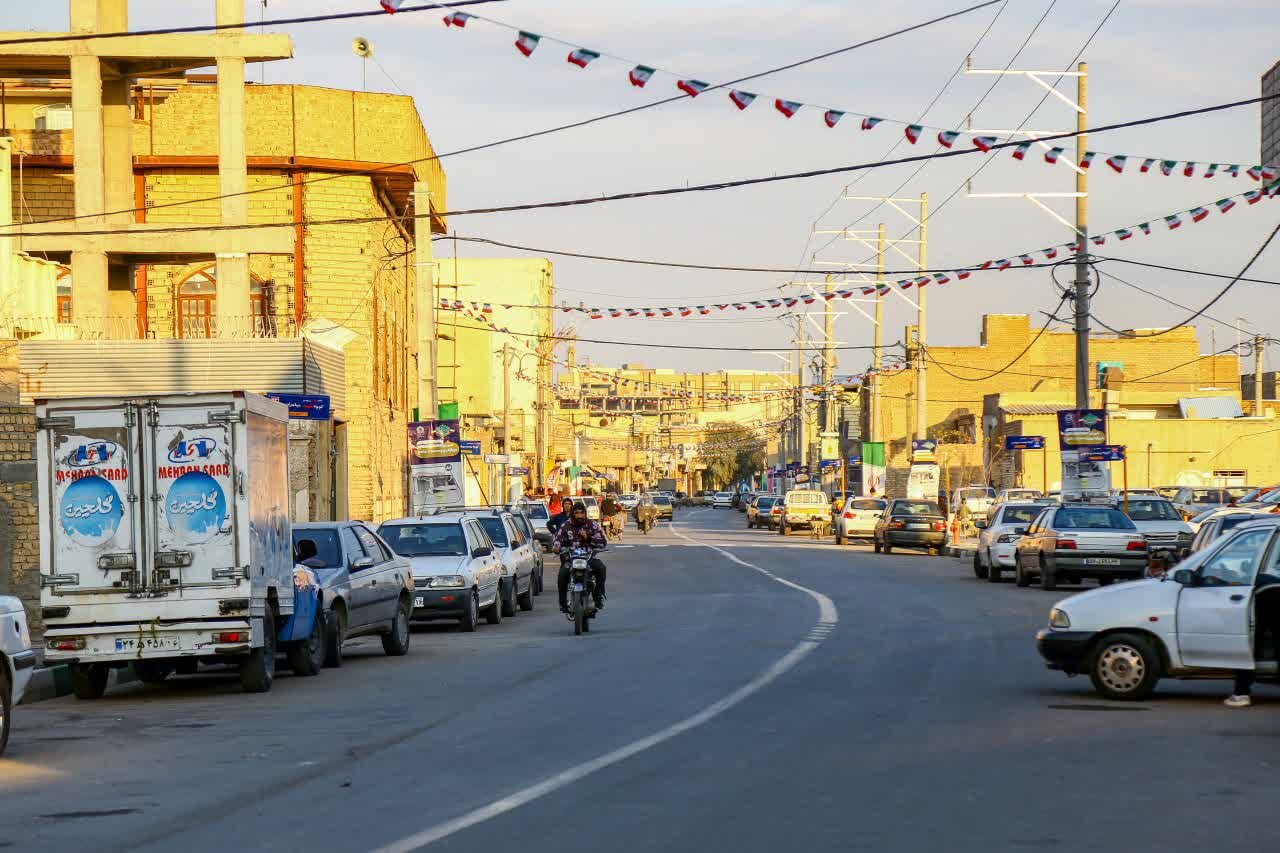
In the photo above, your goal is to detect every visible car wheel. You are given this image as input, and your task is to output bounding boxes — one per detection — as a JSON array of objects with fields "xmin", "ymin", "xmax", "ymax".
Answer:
[
  {"xmin": 1039, "ymin": 556, "xmax": 1056, "ymax": 591},
  {"xmin": 1089, "ymin": 633, "xmax": 1160, "ymax": 701},
  {"xmin": 239, "ymin": 607, "xmax": 276, "ymax": 694},
  {"xmin": 0, "ymin": 665, "xmax": 11, "ymax": 756},
  {"xmin": 972, "ymin": 549, "xmax": 988, "ymax": 579},
  {"xmin": 534, "ymin": 567, "xmax": 544, "ymax": 596},
  {"xmin": 485, "ymin": 590, "xmax": 502, "ymax": 625},
  {"xmin": 1015, "ymin": 558, "xmax": 1030, "ymax": 588},
  {"xmin": 500, "ymin": 579, "xmax": 517, "ymax": 617},
  {"xmin": 459, "ymin": 590, "xmax": 479, "ymax": 632},
  {"xmin": 381, "ymin": 598, "xmax": 412, "ymax": 656},
  {"xmin": 131, "ymin": 660, "xmax": 174, "ymax": 685},
  {"xmin": 323, "ymin": 607, "xmax": 345, "ymax": 669},
  {"xmin": 288, "ymin": 603, "xmax": 326, "ymax": 677},
  {"xmin": 987, "ymin": 553, "xmax": 1002, "ymax": 583},
  {"xmin": 518, "ymin": 576, "xmax": 534, "ymax": 611}
]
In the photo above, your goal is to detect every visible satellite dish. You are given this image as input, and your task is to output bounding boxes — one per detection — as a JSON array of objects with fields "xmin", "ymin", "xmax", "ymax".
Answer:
[{"xmin": 352, "ymin": 37, "xmax": 373, "ymax": 58}]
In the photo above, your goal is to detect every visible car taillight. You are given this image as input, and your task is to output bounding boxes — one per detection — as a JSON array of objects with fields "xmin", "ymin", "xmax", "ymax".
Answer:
[
  {"xmin": 1127, "ymin": 540, "xmax": 1148, "ymax": 551},
  {"xmin": 932, "ymin": 522, "xmax": 945, "ymax": 531},
  {"xmin": 890, "ymin": 521, "xmax": 904, "ymax": 529},
  {"xmin": 214, "ymin": 631, "xmax": 249, "ymax": 643},
  {"xmin": 1055, "ymin": 539, "xmax": 1077, "ymax": 550},
  {"xmin": 49, "ymin": 637, "xmax": 85, "ymax": 651},
  {"xmin": 771, "ymin": 507, "xmax": 782, "ymax": 515},
  {"xmin": 843, "ymin": 511, "xmax": 855, "ymax": 519}
]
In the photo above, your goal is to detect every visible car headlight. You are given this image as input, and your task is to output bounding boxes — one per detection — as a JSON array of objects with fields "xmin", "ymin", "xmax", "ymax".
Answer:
[
  {"xmin": 429, "ymin": 575, "xmax": 466, "ymax": 589},
  {"xmin": 1048, "ymin": 608, "xmax": 1071, "ymax": 629}
]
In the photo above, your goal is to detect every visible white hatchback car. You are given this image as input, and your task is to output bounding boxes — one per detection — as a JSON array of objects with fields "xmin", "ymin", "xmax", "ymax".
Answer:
[
  {"xmin": 1, "ymin": 595, "xmax": 35, "ymax": 755},
  {"xmin": 974, "ymin": 502, "xmax": 1047, "ymax": 581},
  {"xmin": 713, "ymin": 492, "xmax": 734, "ymax": 509},
  {"xmin": 378, "ymin": 516, "xmax": 505, "ymax": 631}
]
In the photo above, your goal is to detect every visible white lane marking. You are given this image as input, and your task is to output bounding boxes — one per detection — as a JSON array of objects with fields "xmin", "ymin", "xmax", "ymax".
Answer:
[{"xmin": 370, "ymin": 523, "xmax": 838, "ymax": 853}]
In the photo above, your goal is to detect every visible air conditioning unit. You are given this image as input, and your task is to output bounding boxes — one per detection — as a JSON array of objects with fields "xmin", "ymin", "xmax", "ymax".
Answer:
[{"xmin": 34, "ymin": 104, "xmax": 73, "ymax": 131}]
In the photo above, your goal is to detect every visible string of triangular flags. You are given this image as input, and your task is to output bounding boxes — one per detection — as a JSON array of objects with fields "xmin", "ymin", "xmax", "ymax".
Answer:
[
  {"xmin": 439, "ymin": 181, "xmax": 1280, "ymax": 321},
  {"xmin": 378, "ymin": 1, "xmax": 1276, "ymax": 178},
  {"xmin": 513, "ymin": 368, "xmax": 860, "ymax": 405}
]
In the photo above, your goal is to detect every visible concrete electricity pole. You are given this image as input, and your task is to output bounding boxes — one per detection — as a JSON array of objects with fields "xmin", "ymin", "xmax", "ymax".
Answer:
[
  {"xmin": 871, "ymin": 222, "xmax": 884, "ymax": 444},
  {"xmin": 1072, "ymin": 62, "xmax": 1090, "ymax": 409},
  {"xmin": 412, "ymin": 182, "xmax": 438, "ymax": 421},
  {"xmin": 821, "ymin": 275, "xmax": 837, "ymax": 435},
  {"xmin": 1256, "ymin": 334, "xmax": 1267, "ymax": 414},
  {"xmin": 915, "ymin": 194, "xmax": 928, "ymax": 441}
]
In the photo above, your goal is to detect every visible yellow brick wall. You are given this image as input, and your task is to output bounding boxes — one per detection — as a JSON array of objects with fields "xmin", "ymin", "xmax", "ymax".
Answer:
[{"xmin": 15, "ymin": 170, "xmax": 74, "ymax": 223}]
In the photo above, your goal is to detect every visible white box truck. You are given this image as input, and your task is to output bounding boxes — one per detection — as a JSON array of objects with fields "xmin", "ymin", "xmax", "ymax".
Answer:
[{"xmin": 37, "ymin": 392, "xmax": 321, "ymax": 697}]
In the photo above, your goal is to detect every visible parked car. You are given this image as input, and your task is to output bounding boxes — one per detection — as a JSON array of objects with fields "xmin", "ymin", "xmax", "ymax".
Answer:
[
  {"xmin": 292, "ymin": 522, "xmax": 415, "ymax": 666},
  {"xmin": 378, "ymin": 515, "xmax": 504, "ymax": 630},
  {"xmin": 834, "ymin": 497, "xmax": 887, "ymax": 544},
  {"xmin": 1170, "ymin": 486, "xmax": 1255, "ymax": 520},
  {"xmin": 515, "ymin": 500, "xmax": 554, "ymax": 551},
  {"xmin": 651, "ymin": 493, "xmax": 675, "ymax": 521},
  {"xmin": 1035, "ymin": 516, "xmax": 1280, "ymax": 700},
  {"xmin": 951, "ymin": 485, "xmax": 997, "ymax": 518},
  {"xmin": 974, "ymin": 502, "xmax": 1047, "ymax": 581},
  {"xmin": 874, "ymin": 499, "xmax": 947, "ymax": 555},
  {"xmin": 618, "ymin": 493, "xmax": 639, "ymax": 511},
  {"xmin": 713, "ymin": 491, "xmax": 734, "ymax": 508},
  {"xmin": 992, "ymin": 488, "xmax": 1042, "ymax": 508},
  {"xmin": 1121, "ymin": 498, "xmax": 1193, "ymax": 562},
  {"xmin": 581, "ymin": 495, "xmax": 601, "ymax": 521},
  {"xmin": 1, "ymin": 594, "xmax": 35, "ymax": 756},
  {"xmin": 1155, "ymin": 486, "xmax": 1180, "ymax": 500},
  {"xmin": 1186, "ymin": 509, "xmax": 1273, "ymax": 556},
  {"xmin": 778, "ymin": 489, "xmax": 829, "ymax": 535},
  {"xmin": 508, "ymin": 511, "xmax": 547, "ymax": 594},
  {"xmin": 472, "ymin": 509, "xmax": 539, "ymax": 616},
  {"xmin": 1112, "ymin": 488, "xmax": 1161, "ymax": 499},
  {"xmin": 1013, "ymin": 504, "xmax": 1148, "ymax": 590},
  {"xmin": 747, "ymin": 494, "xmax": 779, "ymax": 529}
]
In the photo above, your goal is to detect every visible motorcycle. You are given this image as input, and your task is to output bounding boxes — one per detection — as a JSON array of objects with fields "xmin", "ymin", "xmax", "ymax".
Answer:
[
  {"xmin": 563, "ymin": 546, "xmax": 603, "ymax": 636},
  {"xmin": 604, "ymin": 513, "xmax": 624, "ymax": 541}
]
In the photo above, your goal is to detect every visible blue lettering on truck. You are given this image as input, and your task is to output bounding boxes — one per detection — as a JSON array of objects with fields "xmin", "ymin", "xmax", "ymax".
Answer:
[
  {"xmin": 60, "ymin": 475, "xmax": 124, "ymax": 546},
  {"xmin": 164, "ymin": 471, "xmax": 228, "ymax": 544}
]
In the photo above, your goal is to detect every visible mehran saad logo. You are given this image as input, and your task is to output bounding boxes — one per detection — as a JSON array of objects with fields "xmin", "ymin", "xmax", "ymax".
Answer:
[
  {"xmin": 65, "ymin": 440, "xmax": 118, "ymax": 468},
  {"xmin": 167, "ymin": 437, "xmax": 217, "ymax": 464},
  {"xmin": 60, "ymin": 475, "xmax": 124, "ymax": 546},
  {"xmin": 164, "ymin": 471, "xmax": 228, "ymax": 544}
]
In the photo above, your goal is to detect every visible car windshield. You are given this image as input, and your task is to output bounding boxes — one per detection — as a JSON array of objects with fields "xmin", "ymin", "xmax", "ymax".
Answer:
[
  {"xmin": 1125, "ymin": 500, "xmax": 1181, "ymax": 521},
  {"xmin": 476, "ymin": 517, "xmax": 510, "ymax": 547},
  {"xmin": 757, "ymin": 497, "xmax": 777, "ymax": 508},
  {"xmin": 1220, "ymin": 515, "xmax": 1263, "ymax": 534},
  {"xmin": 895, "ymin": 501, "xmax": 939, "ymax": 516},
  {"xmin": 1000, "ymin": 505, "xmax": 1043, "ymax": 525},
  {"xmin": 1054, "ymin": 508, "xmax": 1137, "ymax": 530},
  {"xmin": 292, "ymin": 529, "xmax": 343, "ymax": 568},
  {"xmin": 582, "ymin": 497, "xmax": 598, "ymax": 506},
  {"xmin": 1191, "ymin": 489, "xmax": 1230, "ymax": 504},
  {"xmin": 959, "ymin": 488, "xmax": 996, "ymax": 500},
  {"xmin": 1262, "ymin": 490, "xmax": 1280, "ymax": 506},
  {"xmin": 850, "ymin": 499, "xmax": 886, "ymax": 510},
  {"xmin": 1227, "ymin": 487, "xmax": 1254, "ymax": 499},
  {"xmin": 376, "ymin": 523, "xmax": 468, "ymax": 557},
  {"xmin": 652, "ymin": 495, "xmax": 672, "ymax": 506}
]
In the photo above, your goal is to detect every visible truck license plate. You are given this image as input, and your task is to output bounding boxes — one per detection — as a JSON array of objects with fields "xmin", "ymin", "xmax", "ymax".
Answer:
[
  {"xmin": 1083, "ymin": 558, "xmax": 1121, "ymax": 566},
  {"xmin": 414, "ymin": 596, "xmax": 425, "ymax": 608},
  {"xmin": 115, "ymin": 635, "xmax": 180, "ymax": 652}
]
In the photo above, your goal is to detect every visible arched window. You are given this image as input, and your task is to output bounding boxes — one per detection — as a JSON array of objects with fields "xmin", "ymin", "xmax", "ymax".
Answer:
[
  {"xmin": 56, "ymin": 267, "xmax": 72, "ymax": 323},
  {"xmin": 176, "ymin": 264, "xmax": 268, "ymax": 338}
]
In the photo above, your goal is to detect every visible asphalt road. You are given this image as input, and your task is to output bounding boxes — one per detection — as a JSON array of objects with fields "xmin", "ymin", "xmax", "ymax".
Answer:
[{"xmin": 2, "ymin": 508, "xmax": 1275, "ymax": 852}]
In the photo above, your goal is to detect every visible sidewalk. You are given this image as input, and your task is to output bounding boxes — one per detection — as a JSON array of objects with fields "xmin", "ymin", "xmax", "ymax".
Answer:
[{"xmin": 19, "ymin": 647, "xmax": 139, "ymax": 705}]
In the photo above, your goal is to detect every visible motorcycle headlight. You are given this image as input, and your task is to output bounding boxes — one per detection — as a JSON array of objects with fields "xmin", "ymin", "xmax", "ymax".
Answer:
[
  {"xmin": 571, "ymin": 559, "xmax": 589, "ymax": 569},
  {"xmin": 1048, "ymin": 608, "xmax": 1071, "ymax": 629},
  {"xmin": 429, "ymin": 575, "xmax": 466, "ymax": 589}
]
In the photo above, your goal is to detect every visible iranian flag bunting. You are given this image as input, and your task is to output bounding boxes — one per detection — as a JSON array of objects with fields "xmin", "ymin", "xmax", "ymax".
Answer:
[
  {"xmin": 1245, "ymin": 189, "xmax": 1264, "ymax": 205},
  {"xmin": 783, "ymin": 298, "xmax": 798, "ymax": 307},
  {"xmin": 824, "ymin": 110, "xmax": 845, "ymax": 128},
  {"xmin": 608, "ymin": 309, "xmax": 622, "ymax": 318},
  {"xmin": 567, "ymin": 48, "xmax": 601, "ymax": 68},
  {"xmin": 735, "ymin": 303, "xmax": 749, "ymax": 310},
  {"xmin": 956, "ymin": 269, "xmax": 971, "ymax": 280},
  {"xmin": 1140, "ymin": 158, "xmax": 1155, "ymax": 173},
  {"xmin": 904, "ymin": 124, "xmax": 923, "ymax": 144},
  {"xmin": 660, "ymin": 308, "xmax": 674, "ymax": 317},
  {"xmin": 677, "ymin": 79, "xmax": 709, "ymax": 97},
  {"xmin": 1044, "ymin": 146, "xmax": 1065, "ymax": 164},
  {"xmin": 629, "ymin": 65, "xmax": 655, "ymax": 87},
  {"xmin": 972, "ymin": 135, "xmax": 998, "ymax": 151},
  {"xmin": 514, "ymin": 31, "xmax": 541, "ymax": 57},
  {"xmin": 679, "ymin": 308, "xmax": 692, "ymax": 317},
  {"xmin": 588, "ymin": 310, "xmax": 603, "ymax": 320},
  {"xmin": 643, "ymin": 309, "xmax": 656, "ymax": 317},
  {"xmin": 996, "ymin": 258, "xmax": 1012, "ymax": 271},
  {"xmin": 937, "ymin": 129, "xmax": 961, "ymax": 148},
  {"xmin": 729, "ymin": 90, "xmax": 756, "ymax": 110},
  {"xmin": 1079, "ymin": 151, "xmax": 1097, "ymax": 169},
  {"xmin": 1182, "ymin": 162, "xmax": 1196, "ymax": 177},
  {"xmin": 1264, "ymin": 167, "xmax": 1280, "ymax": 182},
  {"xmin": 1164, "ymin": 214, "xmax": 1182, "ymax": 229},
  {"xmin": 380, "ymin": 0, "xmax": 403, "ymax": 11},
  {"xmin": 1090, "ymin": 235, "xmax": 1106, "ymax": 246},
  {"xmin": 1247, "ymin": 165, "xmax": 1263, "ymax": 180},
  {"xmin": 1204, "ymin": 163, "xmax": 1219, "ymax": 178},
  {"xmin": 1225, "ymin": 164, "xmax": 1241, "ymax": 177},
  {"xmin": 626, "ymin": 309, "xmax": 640, "ymax": 317},
  {"xmin": 933, "ymin": 272, "xmax": 951, "ymax": 284},
  {"xmin": 774, "ymin": 99, "xmax": 802, "ymax": 118},
  {"xmin": 1012, "ymin": 141, "xmax": 1032, "ymax": 160},
  {"xmin": 1215, "ymin": 197, "xmax": 1237, "ymax": 214},
  {"xmin": 1117, "ymin": 228, "xmax": 1133, "ymax": 240},
  {"xmin": 1190, "ymin": 206, "xmax": 1209, "ymax": 222},
  {"xmin": 861, "ymin": 116, "xmax": 883, "ymax": 130},
  {"xmin": 768, "ymin": 299, "xmax": 783, "ymax": 307},
  {"xmin": 698, "ymin": 306, "xmax": 710, "ymax": 315},
  {"xmin": 1043, "ymin": 247, "xmax": 1058, "ymax": 260},
  {"xmin": 443, "ymin": 11, "xmax": 471, "ymax": 26},
  {"xmin": 979, "ymin": 260, "xmax": 994, "ymax": 270},
  {"xmin": 860, "ymin": 286, "xmax": 876, "ymax": 296},
  {"xmin": 1160, "ymin": 160, "xmax": 1176, "ymax": 176},
  {"xmin": 1019, "ymin": 254, "xmax": 1034, "ymax": 266},
  {"xmin": 1105, "ymin": 154, "xmax": 1127, "ymax": 173},
  {"xmin": 1138, "ymin": 222, "xmax": 1151, "ymax": 235},
  {"xmin": 801, "ymin": 295, "xmax": 816, "ymax": 305}
]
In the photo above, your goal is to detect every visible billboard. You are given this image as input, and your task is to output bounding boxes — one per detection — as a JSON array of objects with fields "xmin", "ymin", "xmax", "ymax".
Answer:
[
  {"xmin": 1057, "ymin": 409, "xmax": 1107, "ymax": 448},
  {"xmin": 408, "ymin": 420, "xmax": 464, "ymax": 511}
]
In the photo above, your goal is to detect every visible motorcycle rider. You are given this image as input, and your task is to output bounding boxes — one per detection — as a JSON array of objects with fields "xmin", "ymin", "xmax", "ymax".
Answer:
[
  {"xmin": 554, "ymin": 501, "xmax": 608, "ymax": 614},
  {"xmin": 601, "ymin": 492, "xmax": 624, "ymax": 537}
]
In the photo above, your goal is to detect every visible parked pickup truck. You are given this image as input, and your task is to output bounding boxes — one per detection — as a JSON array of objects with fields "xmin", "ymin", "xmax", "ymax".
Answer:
[
  {"xmin": 37, "ymin": 392, "xmax": 325, "ymax": 698},
  {"xmin": 778, "ymin": 489, "xmax": 830, "ymax": 535}
]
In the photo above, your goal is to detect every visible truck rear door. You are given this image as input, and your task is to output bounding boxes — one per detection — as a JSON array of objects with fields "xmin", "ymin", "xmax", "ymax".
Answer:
[
  {"xmin": 145, "ymin": 399, "xmax": 239, "ymax": 595},
  {"xmin": 42, "ymin": 404, "xmax": 144, "ymax": 595}
]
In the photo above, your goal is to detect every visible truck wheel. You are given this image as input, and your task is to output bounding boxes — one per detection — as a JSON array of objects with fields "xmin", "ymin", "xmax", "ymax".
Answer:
[
  {"xmin": 459, "ymin": 591, "xmax": 480, "ymax": 633},
  {"xmin": 500, "ymin": 579, "xmax": 517, "ymax": 617},
  {"xmin": 1088, "ymin": 633, "xmax": 1160, "ymax": 701},
  {"xmin": 131, "ymin": 660, "xmax": 174, "ymax": 684},
  {"xmin": 288, "ymin": 604, "xmax": 325, "ymax": 677},
  {"xmin": 323, "ymin": 607, "xmax": 345, "ymax": 669},
  {"xmin": 239, "ymin": 609, "xmax": 277, "ymax": 694},
  {"xmin": 518, "ymin": 577, "xmax": 534, "ymax": 612},
  {"xmin": 0, "ymin": 665, "xmax": 11, "ymax": 756},
  {"xmin": 381, "ymin": 598, "xmax": 412, "ymax": 657},
  {"xmin": 71, "ymin": 662, "xmax": 109, "ymax": 700}
]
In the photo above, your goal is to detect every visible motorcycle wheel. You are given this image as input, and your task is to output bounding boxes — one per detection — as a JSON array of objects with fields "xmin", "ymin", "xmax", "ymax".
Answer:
[{"xmin": 573, "ymin": 593, "xmax": 585, "ymax": 636}]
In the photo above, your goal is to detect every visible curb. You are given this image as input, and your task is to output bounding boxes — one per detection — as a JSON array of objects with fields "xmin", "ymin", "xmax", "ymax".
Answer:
[{"xmin": 19, "ymin": 663, "xmax": 139, "ymax": 706}]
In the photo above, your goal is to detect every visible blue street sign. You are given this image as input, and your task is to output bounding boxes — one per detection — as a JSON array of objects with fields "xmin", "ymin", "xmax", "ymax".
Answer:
[
  {"xmin": 1004, "ymin": 435, "xmax": 1046, "ymax": 451},
  {"xmin": 508, "ymin": 466, "xmax": 530, "ymax": 475},
  {"xmin": 458, "ymin": 440, "xmax": 482, "ymax": 455},
  {"xmin": 265, "ymin": 393, "xmax": 330, "ymax": 420},
  {"xmin": 848, "ymin": 455, "xmax": 862, "ymax": 465},
  {"xmin": 819, "ymin": 459, "xmax": 842, "ymax": 470},
  {"xmin": 1079, "ymin": 444, "xmax": 1125, "ymax": 462}
]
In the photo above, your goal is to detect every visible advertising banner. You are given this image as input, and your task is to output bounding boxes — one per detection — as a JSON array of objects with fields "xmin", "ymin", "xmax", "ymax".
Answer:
[
  {"xmin": 1079, "ymin": 444, "xmax": 1126, "ymax": 462},
  {"xmin": 408, "ymin": 420, "xmax": 464, "ymax": 511},
  {"xmin": 1056, "ymin": 410, "xmax": 1111, "ymax": 499},
  {"xmin": 1057, "ymin": 409, "xmax": 1107, "ymax": 448},
  {"xmin": 458, "ymin": 440, "xmax": 482, "ymax": 455},
  {"xmin": 910, "ymin": 438, "xmax": 938, "ymax": 460},
  {"xmin": 820, "ymin": 435, "xmax": 840, "ymax": 461}
]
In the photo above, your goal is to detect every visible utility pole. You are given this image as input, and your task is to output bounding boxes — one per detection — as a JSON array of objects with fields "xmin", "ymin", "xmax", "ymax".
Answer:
[
  {"xmin": 626, "ymin": 413, "xmax": 636, "ymax": 492},
  {"xmin": 412, "ymin": 182, "xmax": 438, "ymax": 421},
  {"xmin": 871, "ymin": 222, "xmax": 885, "ymax": 444},
  {"xmin": 1256, "ymin": 334, "xmax": 1267, "ymax": 414},
  {"xmin": 795, "ymin": 332, "xmax": 807, "ymax": 473},
  {"xmin": 501, "ymin": 343, "xmax": 511, "ymax": 502},
  {"xmin": 821, "ymin": 275, "xmax": 837, "ymax": 431},
  {"xmin": 1072, "ymin": 62, "xmax": 1090, "ymax": 409},
  {"xmin": 915, "ymin": 193, "xmax": 929, "ymax": 441}
]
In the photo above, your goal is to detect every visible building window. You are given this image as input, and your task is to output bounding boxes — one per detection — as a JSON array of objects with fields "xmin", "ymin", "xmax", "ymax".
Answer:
[
  {"xmin": 176, "ymin": 264, "xmax": 269, "ymax": 338},
  {"xmin": 56, "ymin": 267, "xmax": 72, "ymax": 323}
]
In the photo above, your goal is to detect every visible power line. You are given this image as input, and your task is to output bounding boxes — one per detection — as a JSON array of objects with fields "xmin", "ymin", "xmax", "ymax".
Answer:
[
  {"xmin": 922, "ymin": 293, "xmax": 1069, "ymax": 382},
  {"xmin": 4, "ymin": 1, "xmax": 999, "ymax": 231},
  {"xmin": 1092, "ymin": 255, "xmax": 1280, "ymax": 287}
]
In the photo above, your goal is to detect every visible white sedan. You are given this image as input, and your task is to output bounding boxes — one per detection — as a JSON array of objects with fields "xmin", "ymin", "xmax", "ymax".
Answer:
[
  {"xmin": 834, "ymin": 498, "xmax": 886, "ymax": 544},
  {"xmin": 1, "ymin": 594, "xmax": 36, "ymax": 755},
  {"xmin": 974, "ymin": 502, "xmax": 1047, "ymax": 582},
  {"xmin": 379, "ymin": 516, "xmax": 506, "ymax": 631},
  {"xmin": 712, "ymin": 492, "xmax": 734, "ymax": 509}
]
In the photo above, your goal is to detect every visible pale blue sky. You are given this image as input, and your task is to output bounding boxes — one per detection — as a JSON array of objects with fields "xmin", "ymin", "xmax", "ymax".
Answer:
[{"xmin": 15, "ymin": 1, "xmax": 1280, "ymax": 376}]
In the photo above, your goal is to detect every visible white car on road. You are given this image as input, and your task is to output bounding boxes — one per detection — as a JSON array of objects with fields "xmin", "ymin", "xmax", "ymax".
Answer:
[
  {"xmin": 1, "ymin": 595, "xmax": 35, "ymax": 756},
  {"xmin": 1036, "ymin": 516, "xmax": 1280, "ymax": 700},
  {"xmin": 713, "ymin": 492, "xmax": 734, "ymax": 509},
  {"xmin": 379, "ymin": 516, "xmax": 505, "ymax": 631},
  {"xmin": 1122, "ymin": 497, "xmax": 1194, "ymax": 562},
  {"xmin": 834, "ymin": 497, "xmax": 886, "ymax": 544},
  {"xmin": 973, "ymin": 502, "xmax": 1046, "ymax": 582}
]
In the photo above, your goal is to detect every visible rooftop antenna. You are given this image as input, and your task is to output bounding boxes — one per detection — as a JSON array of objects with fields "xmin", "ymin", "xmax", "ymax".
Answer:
[{"xmin": 352, "ymin": 37, "xmax": 374, "ymax": 91}]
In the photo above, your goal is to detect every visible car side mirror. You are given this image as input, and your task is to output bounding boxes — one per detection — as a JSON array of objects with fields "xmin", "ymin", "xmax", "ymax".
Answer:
[
  {"xmin": 1172, "ymin": 569, "xmax": 1195, "ymax": 586},
  {"xmin": 471, "ymin": 546, "xmax": 492, "ymax": 558},
  {"xmin": 350, "ymin": 555, "xmax": 375, "ymax": 571},
  {"xmin": 974, "ymin": 519, "xmax": 988, "ymax": 530}
]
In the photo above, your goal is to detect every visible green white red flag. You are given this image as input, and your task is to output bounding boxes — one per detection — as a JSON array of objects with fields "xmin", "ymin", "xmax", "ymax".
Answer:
[
  {"xmin": 1044, "ymin": 147, "xmax": 1065, "ymax": 164},
  {"xmin": 824, "ymin": 110, "xmax": 844, "ymax": 128},
  {"xmin": 1116, "ymin": 228, "xmax": 1133, "ymax": 240},
  {"xmin": 1012, "ymin": 141, "xmax": 1032, "ymax": 160},
  {"xmin": 1215, "ymin": 197, "xmax": 1237, "ymax": 214},
  {"xmin": 629, "ymin": 65, "xmax": 654, "ymax": 87},
  {"xmin": 904, "ymin": 124, "xmax": 923, "ymax": 144},
  {"xmin": 729, "ymin": 90, "xmax": 756, "ymax": 110},
  {"xmin": 1183, "ymin": 162, "xmax": 1196, "ymax": 177},
  {"xmin": 1204, "ymin": 163, "xmax": 1218, "ymax": 178},
  {"xmin": 1189, "ymin": 206, "xmax": 1209, "ymax": 222},
  {"xmin": 937, "ymin": 130, "xmax": 961, "ymax": 148},
  {"xmin": 1164, "ymin": 214, "xmax": 1182, "ymax": 229},
  {"xmin": 972, "ymin": 135, "xmax": 998, "ymax": 152},
  {"xmin": 567, "ymin": 48, "xmax": 600, "ymax": 68},
  {"xmin": 1160, "ymin": 160, "xmax": 1176, "ymax": 176},
  {"xmin": 380, "ymin": 0, "xmax": 403, "ymax": 11},
  {"xmin": 861, "ymin": 117, "xmax": 883, "ymax": 130},
  {"xmin": 514, "ymin": 31, "xmax": 540, "ymax": 57},
  {"xmin": 1106, "ymin": 154, "xmax": 1127, "ymax": 173},
  {"xmin": 1140, "ymin": 158, "xmax": 1155, "ymax": 173},
  {"xmin": 775, "ymin": 99, "xmax": 802, "ymax": 118},
  {"xmin": 443, "ymin": 11, "xmax": 471, "ymax": 26},
  {"xmin": 677, "ymin": 79, "xmax": 709, "ymax": 97},
  {"xmin": 1079, "ymin": 151, "xmax": 1097, "ymax": 169}
]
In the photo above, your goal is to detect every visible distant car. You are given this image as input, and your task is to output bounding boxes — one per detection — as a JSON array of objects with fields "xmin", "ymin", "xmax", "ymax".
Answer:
[
  {"xmin": 651, "ymin": 493, "xmax": 674, "ymax": 520},
  {"xmin": 472, "ymin": 510, "xmax": 539, "ymax": 616},
  {"xmin": 1186, "ymin": 509, "xmax": 1274, "ymax": 556},
  {"xmin": 1113, "ymin": 488, "xmax": 1161, "ymax": 499},
  {"xmin": 951, "ymin": 485, "xmax": 997, "ymax": 518},
  {"xmin": 1013, "ymin": 505, "xmax": 1148, "ymax": 590},
  {"xmin": 1122, "ymin": 498, "xmax": 1193, "ymax": 562},
  {"xmin": 974, "ymin": 502, "xmax": 1046, "ymax": 581},
  {"xmin": 618, "ymin": 493, "xmax": 640, "ymax": 511},
  {"xmin": 0, "ymin": 594, "xmax": 35, "ymax": 756},
  {"xmin": 515, "ymin": 500, "xmax": 554, "ymax": 551},
  {"xmin": 1169, "ymin": 487, "xmax": 1252, "ymax": 520},
  {"xmin": 508, "ymin": 511, "xmax": 547, "ymax": 592},
  {"xmin": 581, "ymin": 495, "xmax": 602, "ymax": 521},
  {"xmin": 713, "ymin": 492, "xmax": 734, "ymax": 509},
  {"xmin": 378, "ymin": 516, "xmax": 504, "ymax": 630},
  {"xmin": 875, "ymin": 499, "xmax": 946, "ymax": 555},
  {"xmin": 292, "ymin": 522, "xmax": 415, "ymax": 666},
  {"xmin": 1155, "ymin": 486, "xmax": 1180, "ymax": 500},
  {"xmin": 834, "ymin": 497, "xmax": 886, "ymax": 544},
  {"xmin": 747, "ymin": 495, "xmax": 779, "ymax": 529},
  {"xmin": 779, "ymin": 489, "xmax": 830, "ymax": 535}
]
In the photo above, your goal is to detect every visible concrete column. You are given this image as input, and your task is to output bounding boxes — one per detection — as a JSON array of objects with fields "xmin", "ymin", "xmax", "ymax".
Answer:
[
  {"xmin": 215, "ymin": 0, "xmax": 251, "ymax": 330},
  {"xmin": 101, "ymin": 76, "xmax": 132, "ymax": 228},
  {"xmin": 413, "ymin": 182, "xmax": 437, "ymax": 420},
  {"xmin": 69, "ymin": 54, "xmax": 109, "ymax": 324}
]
